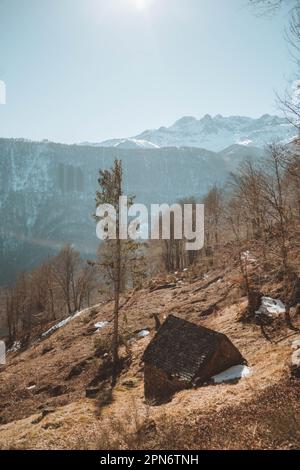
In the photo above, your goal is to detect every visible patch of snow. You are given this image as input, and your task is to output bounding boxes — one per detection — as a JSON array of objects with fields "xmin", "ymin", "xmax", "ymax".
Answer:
[
  {"xmin": 114, "ymin": 138, "xmax": 160, "ymax": 149},
  {"xmin": 256, "ymin": 297, "xmax": 286, "ymax": 318},
  {"xmin": 101, "ymin": 114, "xmax": 297, "ymax": 152},
  {"xmin": 91, "ymin": 138, "xmax": 160, "ymax": 149},
  {"xmin": 292, "ymin": 339, "xmax": 300, "ymax": 350},
  {"xmin": 137, "ymin": 330, "xmax": 150, "ymax": 338},
  {"xmin": 95, "ymin": 321, "xmax": 109, "ymax": 331},
  {"xmin": 41, "ymin": 310, "xmax": 82, "ymax": 338},
  {"xmin": 7, "ymin": 341, "xmax": 21, "ymax": 353},
  {"xmin": 241, "ymin": 251, "xmax": 256, "ymax": 263},
  {"xmin": 237, "ymin": 139, "xmax": 253, "ymax": 146},
  {"xmin": 27, "ymin": 385, "xmax": 36, "ymax": 391},
  {"xmin": 212, "ymin": 365, "xmax": 252, "ymax": 384}
]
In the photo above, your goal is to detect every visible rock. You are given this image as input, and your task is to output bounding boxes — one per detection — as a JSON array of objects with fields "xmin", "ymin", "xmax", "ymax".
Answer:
[
  {"xmin": 42, "ymin": 422, "xmax": 61, "ymax": 430},
  {"xmin": 49, "ymin": 384, "xmax": 68, "ymax": 397},
  {"xmin": 41, "ymin": 406, "xmax": 56, "ymax": 416},
  {"xmin": 86, "ymin": 386, "xmax": 101, "ymax": 398},
  {"xmin": 42, "ymin": 344, "xmax": 54, "ymax": 355},
  {"xmin": 84, "ymin": 325, "xmax": 99, "ymax": 336},
  {"xmin": 34, "ymin": 384, "xmax": 67, "ymax": 397},
  {"xmin": 27, "ymin": 381, "xmax": 36, "ymax": 388},
  {"xmin": 31, "ymin": 406, "xmax": 56, "ymax": 424},
  {"xmin": 122, "ymin": 379, "xmax": 138, "ymax": 389},
  {"xmin": 66, "ymin": 360, "xmax": 87, "ymax": 380}
]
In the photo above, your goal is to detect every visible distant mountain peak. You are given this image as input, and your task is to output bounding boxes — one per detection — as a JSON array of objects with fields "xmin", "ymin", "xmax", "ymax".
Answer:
[
  {"xmin": 201, "ymin": 113, "xmax": 213, "ymax": 121},
  {"xmin": 92, "ymin": 114, "xmax": 297, "ymax": 152},
  {"xmin": 173, "ymin": 116, "xmax": 197, "ymax": 126}
]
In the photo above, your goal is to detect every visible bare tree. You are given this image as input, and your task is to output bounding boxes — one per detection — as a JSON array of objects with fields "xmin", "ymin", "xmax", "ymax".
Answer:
[
  {"xmin": 249, "ymin": 0, "xmax": 295, "ymax": 15},
  {"xmin": 52, "ymin": 245, "xmax": 81, "ymax": 315},
  {"xmin": 230, "ymin": 160, "xmax": 268, "ymax": 240},
  {"xmin": 260, "ymin": 144, "xmax": 290, "ymax": 271},
  {"xmin": 250, "ymin": 0, "xmax": 300, "ymax": 127},
  {"xmin": 202, "ymin": 186, "xmax": 224, "ymax": 264}
]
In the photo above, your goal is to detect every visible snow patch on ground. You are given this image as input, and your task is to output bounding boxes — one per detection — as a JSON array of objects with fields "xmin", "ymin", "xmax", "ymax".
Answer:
[
  {"xmin": 27, "ymin": 385, "xmax": 36, "ymax": 391},
  {"xmin": 137, "ymin": 330, "xmax": 150, "ymax": 338},
  {"xmin": 241, "ymin": 251, "xmax": 257, "ymax": 263},
  {"xmin": 7, "ymin": 341, "xmax": 22, "ymax": 353},
  {"xmin": 94, "ymin": 321, "xmax": 109, "ymax": 331},
  {"xmin": 41, "ymin": 310, "xmax": 83, "ymax": 338},
  {"xmin": 212, "ymin": 365, "xmax": 252, "ymax": 384},
  {"xmin": 256, "ymin": 297, "xmax": 286, "ymax": 318}
]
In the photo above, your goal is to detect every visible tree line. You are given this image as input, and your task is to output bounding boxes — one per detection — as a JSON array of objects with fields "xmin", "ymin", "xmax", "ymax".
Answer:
[{"xmin": 4, "ymin": 245, "xmax": 97, "ymax": 347}]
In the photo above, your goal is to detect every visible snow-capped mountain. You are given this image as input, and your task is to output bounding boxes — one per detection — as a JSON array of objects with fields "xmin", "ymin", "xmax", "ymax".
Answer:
[
  {"xmin": 0, "ymin": 138, "xmax": 264, "ymax": 284},
  {"xmin": 0, "ymin": 115, "xmax": 295, "ymax": 284},
  {"xmin": 98, "ymin": 138, "xmax": 159, "ymax": 150},
  {"xmin": 96, "ymin": 114, "xmax": 297, "ymax": 152}
]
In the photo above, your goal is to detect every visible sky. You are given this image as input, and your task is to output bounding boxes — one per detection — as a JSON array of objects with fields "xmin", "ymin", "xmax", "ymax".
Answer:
[{"xmin": 0, "ymin": 0, "xmax": 294, "ymax": 143}]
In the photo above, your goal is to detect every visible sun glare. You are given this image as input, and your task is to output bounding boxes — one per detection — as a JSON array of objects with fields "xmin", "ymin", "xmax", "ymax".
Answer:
[{"xmin": 135, "ymin": 0, "xmax": 149, "ymax": 10}]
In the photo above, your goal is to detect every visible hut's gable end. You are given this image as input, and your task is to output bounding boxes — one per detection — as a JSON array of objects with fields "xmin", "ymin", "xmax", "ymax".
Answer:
[
  {"xmin": 143, "ymin": 315, "xmax": 246, "ymax": 403},
  {"xmin": 193, "ymin": 338, "xmax": 245, "ymax": 386}
]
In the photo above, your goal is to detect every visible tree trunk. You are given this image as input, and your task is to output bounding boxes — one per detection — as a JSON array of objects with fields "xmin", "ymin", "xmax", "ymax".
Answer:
[{"xmin": 112, "ymin": 237, "xmax": 121, "ymax": 387}]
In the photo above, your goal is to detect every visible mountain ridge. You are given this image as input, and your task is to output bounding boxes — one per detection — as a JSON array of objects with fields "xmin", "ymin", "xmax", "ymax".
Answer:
[
  {"xmin": 94, "ymin": 114, "xmax": 296, "ymax": 151},
  {"xmin": 0, "ymin": 137, "xmax": 264, "ymax": 283}
]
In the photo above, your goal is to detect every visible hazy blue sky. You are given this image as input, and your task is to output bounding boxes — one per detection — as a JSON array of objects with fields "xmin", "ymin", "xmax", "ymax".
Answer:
[{"xmin": 0, "ymin": 0, "xmax": 293, "ymax": 143}]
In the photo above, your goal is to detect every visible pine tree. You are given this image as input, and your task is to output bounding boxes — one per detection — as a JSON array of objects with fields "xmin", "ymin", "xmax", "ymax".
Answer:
[{"xmin": 95, "ymin": 159, "xmax": 143, "ymax": 385}]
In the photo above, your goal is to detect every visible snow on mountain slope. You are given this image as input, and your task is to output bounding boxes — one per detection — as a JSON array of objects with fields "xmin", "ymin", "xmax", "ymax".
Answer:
[
  {"xmin": 82, "ymin": 138, "xmax": 160, "ymax": 150},
  {"xmin": 96, "ymin": 114, "xmax": 297, "ymax": 152},
  {"xmin": 1, "ymin": 139, "xmax": 251, "ymax": 284}
]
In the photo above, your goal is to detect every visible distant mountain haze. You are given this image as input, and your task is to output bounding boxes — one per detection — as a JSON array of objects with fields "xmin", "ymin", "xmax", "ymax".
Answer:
[{"xmin": 0, "ymin": 114, "xmax": 294, "ymax": 283}]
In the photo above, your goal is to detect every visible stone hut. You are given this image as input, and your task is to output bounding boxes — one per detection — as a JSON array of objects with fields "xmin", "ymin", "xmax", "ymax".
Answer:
[{"xmin": 142, "ymin": 315, "xmax": 245, "ymax": 404}]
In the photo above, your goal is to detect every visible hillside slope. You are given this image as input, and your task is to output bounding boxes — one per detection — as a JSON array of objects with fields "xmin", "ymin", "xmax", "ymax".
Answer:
[{"xmin": 0, "ymin": 247, "xmax": 299, "ymax": 450}]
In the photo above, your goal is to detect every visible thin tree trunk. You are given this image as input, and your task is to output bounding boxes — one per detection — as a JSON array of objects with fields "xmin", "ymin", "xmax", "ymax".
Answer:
[{"xmin": 112, "ymin": 237, "xmax": 121, "ymax": 386}]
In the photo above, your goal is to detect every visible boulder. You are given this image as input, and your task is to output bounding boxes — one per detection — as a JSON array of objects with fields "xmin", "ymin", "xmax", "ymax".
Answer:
[
  {"xmin": 66, "ymin": 360, "xmax": 87, "ymax": 380},
  {"xmin": 86, "ymin": 386, "xmax": 101, "ymax": 399}
]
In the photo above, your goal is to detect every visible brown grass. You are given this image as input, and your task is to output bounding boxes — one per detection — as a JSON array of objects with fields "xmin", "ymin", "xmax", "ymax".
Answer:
[{"xmin": 0, "ymin": 243, "xmax": 300, "ymax": 450}]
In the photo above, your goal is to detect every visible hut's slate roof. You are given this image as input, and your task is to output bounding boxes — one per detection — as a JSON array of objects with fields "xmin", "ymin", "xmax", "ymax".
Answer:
[{"xmin": 142, "ymin": 315, "xmax": 231, "ymax": 383}]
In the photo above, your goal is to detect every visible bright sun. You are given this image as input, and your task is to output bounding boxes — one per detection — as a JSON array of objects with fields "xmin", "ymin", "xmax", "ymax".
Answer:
[{"xmin": 135, "ymin": 0, "xmax": 149, "ymax": 10}]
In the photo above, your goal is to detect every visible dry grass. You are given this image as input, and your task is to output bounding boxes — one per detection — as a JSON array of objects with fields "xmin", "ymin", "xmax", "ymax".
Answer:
[{"xmin": 0, "ymin": 245, "xmax": 300, "ymax": 450}]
